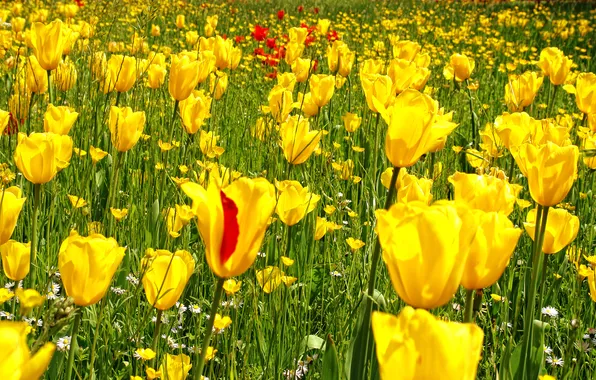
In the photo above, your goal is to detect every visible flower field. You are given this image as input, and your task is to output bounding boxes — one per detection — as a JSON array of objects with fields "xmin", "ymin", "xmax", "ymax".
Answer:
[{"xmin": 1, "ymin": 0, "xmax": 596, "ymax": 379}]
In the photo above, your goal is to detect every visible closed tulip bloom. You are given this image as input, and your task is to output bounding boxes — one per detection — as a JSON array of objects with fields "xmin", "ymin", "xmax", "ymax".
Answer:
[
  {"xmin": 372, "ymin": 308, "xmax": 483, "ymax": 380},
  {"xmin": 317, "ymin": 19, "xmax": 331, "ymax": 35},
  {"xmin": 494, "ymin": 112, "xmax": 542, "ymax": 149},
  {"xmin": 410, "ymin": 66, "xmax": 431, "ymax": 91},
  {"xmin": 460, "ymin": 210, "xmax": 521, "ymax": 290},
  {"xmin": 309, "ymin": 75, "xmax": 335, "ymax": 108},
  {"xmin": 179, "ymin": 90, "xmax": 211, "ymax": 134},
  {"xmin": 384, "ymin": 89, "xmax": 457, "ymax": 168},
  {"xmin": 583, "ymin": 134, "xmax": 596, "ymax": 169},
  {"xmin": 524, "ymin": 207, "xmax": 579, "ymax": 254},
  {"xmin": 196, "ymin": 50, "xmax": 216, "ymax": 84},
  {"xmin": 387, "ymin": 58, "xmax": 418, "ymax": 94},
  {"xmin": 0, "ymin": 110, "xmax": 9, "ymax": 135},
  {"xmin": 106, "ymin": 55, "xmax": 137, "ymax": 93},
  {"xmin": 54, "ymin": 59, "xmax": 78, "ymax": 91},
  {"xmin": 443, "ymin": 53, "xmax": 475, "ymax": 82},
  {"xmin": 376, "ymin": 201, "xmax": 466, "ymax": 309},
  {"xmin": 0, "ymin": 321, "xmax": 55, "ymax": 379},
  {"xmin": 292, "ymin": 58, "xmax": 312, "ymax": 83},
  {"xmin": 326, "ymin": 41, "xmax": 347, "ymax": 74},
  {"xmin": 108, "ymin": 106, "xmax": 146, "ymax": 152},
  {"xmin": 361, "ymin": 59, "xmax": 384, "ymax": 76},
  {"xmin": 575, "ymin": 72, "xmax": 596, "ymax": 115},
  {"xmin": 142, "ymin": 249, "xmax": 195, "ymax": 310},
  {"xmin": 392, "ymin": 40, "xmax": 421, "ymax": 61},
  {"xmin": 280, "ymin": 115, "xmax": 322, "ymax": 165},
  {"xmin": 338, "ymin": 49, "xmax": 355, "ymax": 77},
  {"xmin": 14, "ymin": 132, "xmax": 72, "ymax": 184},
  {"xmin": 448, "ymin": 172, "xmax": 522, "ymax": 216},
  {"xmin": 209, "ymin": 71, "xmax": 228, "ymax": 100},
  {"xmin": 159, "ymin": 354, "xmax": 192, "ymax": 380},
  {"xmin": 58, "ymin": 231, "xmax": 126, "ymax": 306},
  {"xmin": 176, "ymin": 14, "xmax": 185, "ymax": 29},
  {"xmin": 168, "ymin": 53, "xmax": 200, "ymax": 101},
  {"xmin": 165, "ymin": 205, "xmax": 194, "ymax": 238},
  {"xmin": 537, "ymin": 47, "xmax": 572, "ymax": 86},
  {"xmin": 296, "ymin": 92, "xmax": 319, "ymax": 117},
  {"xmin": 504, "ymin": 71, "xmax": 544, "ymax": 112},
  {"xmin": 181, "ymin": 176, "xmax": 276, "ymax": 278},
  {"xmin": 0, "ymin": 240, "xmax": 30, "ymax": 281},
  {"xmin": 361, "ymin": 74, "xmax": 394, "ymax": 113},
  {"xmin": 512, "ymin": 141, "xmax": 578, "ymax": 207},
  {"xmin": 276, "ymin": 180, "xmax": 320, "ymax": 226},
  {"xmin": 146, "ymin": 64, "xmax": 166, "ymax": 89},
  {"xmin": 30, "ymin": 20, "xmax": 69, "ymax": 70},
  {"xmin": 0, "ymin": 187, "xmax": 26, "ymax": 246},
  {"xmin": 284, "ymin": 42, "xmax": 304, "ymax": 65},
  {"xmin": 43, "ymin": 104, "xmax": 78, "ymax": 135},
  {"xmin": 25, "ymin": 55, "xmax": 48, "ymax": 93},
  {"xmin": 396, "ymin": 168, "xmax": 433, "ymax": 204},
  {"xmin": 342, "ymin": 112, "xmax": 361, "ymax": 133}
]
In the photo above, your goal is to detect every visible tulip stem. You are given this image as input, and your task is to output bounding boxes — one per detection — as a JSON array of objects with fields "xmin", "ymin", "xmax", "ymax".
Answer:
[
  {"xmin": 152, "ymin": 309, "xmax": 163, "ymax": 360},
  {"xmin": 519, "ymin": 204, "xmax": 549, "ymax": 379},
  {"xmin": 87, "ymin": 297, "xmax": 107, "ymax": 380},
  {"xmin": 546, "ymin": 83, "xmax": 558, "ymax": 119},
  {"xmin": 465, "ymin": 79, "xmax": 477, "ymax": 149},
  {"xmin": 30, "ymin": 183, "xmax": 41, "ymax": 289},
  {"xmin": 158, "ymin": 100, "xmax": 180, "ymax": 203},
  {"xmin": 357, "ymin": 166, "xmax": 400, "ymax": 379},
  {"xmin": 47, "ymin": 70, "xmax": 54, "ymax": 105},
  {"xmin": 463, "ymin": 289, "xmax": 475, "ymax": 323},
  {"xmin": 194, "ymin": 277, "xmax": 225, "ymax": 380},
  {"xmin": 66, "ymin": 309, "xmax": 82, "ymax": 380}
]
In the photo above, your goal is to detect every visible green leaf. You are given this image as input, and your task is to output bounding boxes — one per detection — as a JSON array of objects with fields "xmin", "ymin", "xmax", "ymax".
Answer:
[
  {"xmin": 322, "ymin": 334, "xmax": 340, "ymax": 380},
  {"xmin": 301, "ymin": 334, "xmax": 326, "ymax": 354}
]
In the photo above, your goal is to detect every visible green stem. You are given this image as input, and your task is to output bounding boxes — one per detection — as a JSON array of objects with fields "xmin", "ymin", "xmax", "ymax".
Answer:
[
  {"xmin": 194, "ymin": 277, "xmax": 225, "ymax": 380},
  {"xmin": 30, "ymin": 183, "xmax": 41, "ymax": 289},
  {"xmin": 159, "ymin": 100, "xmax": 180, "ymax": 202},
  {"xmin": 463, "ymin": 289, "xmax": 475, "ymax": 323},
  {"xmin": 465, "ymin": 79, "xmax": 477, "ymax": 148},
  {"xmin": 152, "ymin": 309, "xmax": 164, "ymax": 361},
  {"xmin": 66, "ymin": 309, "xmax": 82, "ymax": 380},
  {"xmin": 519, "ymin": 204, "xmax": 550, "ymax": 379},
  {"xmin": 358, "ymin": 166, "xmax": 400, "ymax": 379},
  {"xmin": 87, "ymin": 298, "xmax": 107, "ymax": 380},
  {"xmin": 47, "ymin": 70, "xmax": 54, "ymax": 106}
]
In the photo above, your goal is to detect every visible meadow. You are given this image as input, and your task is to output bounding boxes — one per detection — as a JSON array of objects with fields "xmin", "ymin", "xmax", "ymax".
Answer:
[{"xmin": 1, "ymin": 0, "xmax": 596, "ymax": 379}]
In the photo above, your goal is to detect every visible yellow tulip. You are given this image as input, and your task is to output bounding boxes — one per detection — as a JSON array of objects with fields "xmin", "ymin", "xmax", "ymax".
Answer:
[
  {"xmin": 0, "ymin": 321, "xmax": 55, "ymax": 379},
  {"xmin": 361, "ymin": 59, "xmax": 384, "ymax": 76},
  {"xmin": 512, "ymin": 141, "xmax": 578, "ymax": 207},
  {"xmin": 159, "ymin": 353, "xmax": 192, "ymax": 380},
  {"xmin": 213, "ymin": 35, "xmax": 241, "ymax": 70},
  {"xmin": 179, "ymin": 90, "xmax": 211, "ymax": 134},
  {"xmin": 14, "ymin": 132, "xmax": 72, "ymax": 184},
  {"xmin": 168, "ymin": 53, "xmax": 200, "ymax": 101},
  {"xmin": 410, "ymin": 66, "xmax": 431, "ymax": 91},
  {"xmin": 266, "ymin": 85, "xmax": 293, "ymax": 123},
  {"xmin": 61, "ymin": 30, "xmax": 79, "ymax": 56},
  {"xmin": 284, "ymin": 42, "xmax": 304, "ymax": 65},
  {"xmin": 0, "ymin": 110, "xmax": 9, "ymax": 135},
  {"xmin": 30, "ymin": 20, "xmax": 69, "ymax": 70},
  {"xmin": 372, "ymin": 308, "xmax": 483, "ymax": 380},
  {"xmin": 342, "ymin": 112, "xmax": 361, "ymax": 133},
  {"xmin": 277, "ymin": 73, "xmax": 297, "ymax": 92},
  {"xmin": 504, "ymin": 71, "xmax": 544, "ymax": 112},
  {"xmin": 108, "ymin": 106, "xmax": 146, "ymax": 152},
  {"xmin": 279, "ymin": 115, "xmax": 322, "ymax": 165},
  {"xmin": 537, "ymin": 47, "xmax": 572, "ymax": 86},
  {"xmin": 361, "ymin": 73, "xmax": 393, "ymax": 113},
  {"xmin": 276, "ymin": 180, "xmax": 320, "ymax": 226},
  {"xmin": 524, "ymin": 207, "xmax": 579, "ymax": 254},
  {"xmin": 175, "ymin": 14, "xmax": 185, "ymax": 29},
  {"xmin": 25, "ymin": 55, "xmax": 48, "ymax": 93},
  {"xmin": 209, "ymin": 71, "xmax": 228, "ymax": 100},
  {"xmin": 387, "ymin": 58, "xmax": 418, "ymax": 94},
  {"xmin": 291, "ymin": 58, "xmax": 312, "ymax": 83},
  {"xmin": 106, "ymin": 55, "xmax": 137, "ymax": 93},
  {"xmin": 0, "ymin": 187, "xmax": 26, "ymax": 246},
  {"xmin": 460, "ymin": 210, "xmax": 521, "ymax": 290},
  {"xmin": 575, "ymin": 72, "xmax": 596, "ymax": 115},
  {"xmin": 494, "ymin": 112, "xmax": 542, "ymax": 149},
  {"xmin": 90, "ymin": 146, "xmax": 108, "ymax": 164},
  {"xmin": 443, "ymin": 53, "xmax": 475, "ymax": 82},
  {"xmin": 54, "ymin": 59, "xmax": 77, "ymax": 91},
  {"xmin": 16, "ymin": 288, "xmax": 45, "ymax": 314},
  {"xmin": 196, "ymin": 51, "xmax": 216, "ymax": 84},
  {"xmin": 142, "ymin": 249, "xmax": 195, "ymax": 310},
  {"xmin": 43, "ymin": 104, "xmax": 78, "ymax": 135},
  {"xmin": 199, "ymin": 130, "xmax": 224, "ymax": 158},
  {"xmin": 583, "ymin": 133, "xmax": 596, "ymax": 169},
  {"xmin": 151, "ymin": 24, "xmax": 160, "ymax": 36},
  {"xmin": 58, "ymin": 231, "xmax": 126, "ymax": 306},
  {"xmin": 181, "ymin": 176, "xmax": 276, "ymax": 278},
  {"xmin": 146, "ymin": 64, "xmax": 166, "ymax": 89},
  {"xmin": 165, "ymin": 205, "xmax": 194, "ymax": 238},
  {"xmin": 296, "ymin": 92, "xmax": 319, "ymax": 117},
  {"xmin": 376, "ymin": 201, "xmax": 466, "ymax": 309},
  {"xmin": 383, "ymin": 89, "xmax": 457, "ymax": 168},
  {"xmin": 448, "ymin": 172, "xmax": 522, "ymax": 216},
  {"xmin": 0, "ymin": 240, "xmax": 30, "ymax": 281},
  {"xmin": 317, "ymin": 19, "xmax": 331, "ymax": 35},
  {"xmin": 392, "ymin": 40, "xmax": 421, "ymax": 61}
]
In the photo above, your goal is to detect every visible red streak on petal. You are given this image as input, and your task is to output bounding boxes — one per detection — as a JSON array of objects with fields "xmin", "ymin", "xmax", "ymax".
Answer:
[{"xmin": 219, "ymin": 191, "xmax": 239, "ymax": 265}]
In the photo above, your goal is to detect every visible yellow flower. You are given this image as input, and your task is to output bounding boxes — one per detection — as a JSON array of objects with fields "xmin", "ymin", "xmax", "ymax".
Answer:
[
  {"xmin": 361, "ymin": 74, "xmax": 393, "ymax": 114},
  {"xmin": 54, "ymin": 59, "xmax": 77, "ymax": 91},
  {"xmin": 0, "ymin": 240, "xmax": 30, "ymax": 282},
  {"xmin": 135, "ymin": 348, "xmax": 156, "ymax": 361},
  {"xmin": 285, "ymin": 42, "xmax": 305, "ymax": 65},
  {"xmin": 537, "ymin": 47, "xmax": 572, "ymax": 86},
  {"xmin": 392, "ymin": 40, "xmax": 422, "ymax": 61},
  {"xmin": 165, "ymin": 205, "xmax": 194, "ymax": 238},
  {"xmin": 110, "ymin": 208, "xmax": 128, "ymax": 221},
  {"xmin": 265, "ymin": 85, "xmax": 293, "ymax": 123},
  {"xmin": 142, "ymin": 249, "xmax": 195, "ymax": 310},
  {"xmin": 524, "ymin": 207, "xmax": 579, "ymax": 254},
  {"xmin": 146, "ymin": 367, "xmax": 161, "ymax": 380},
  {"xmin": 108, "ymin": 106, "xmax": 146, "ymax": 152},
  {"xmin": 175, "ymin": 14, "xmax": 185, "ymax": 29},
  {"xmin": 179, "ymin": 90, "xmax": 212, "ymax": 135},
  {"xmin": 387, "ymin": 58, "xmax": 418, "ymax": 94},
  {"xmin": 67, "ymin": 195, "xmax": 87, "ymax": 209},
  {"xmin": 575, "ymin": 72, "xmax": 596, "ymax": 115},
  {"xmin": 281, "ymin": 256, "xmax": 295, "ymax": 267},
  {"xmin": 0, "ymin": 110, "xmax": 9, "ymax": 135},
  {"xmin": 448, "ymin": 172, "xmax": 522, "ymax": 216},
  {"xmin": 209, "ymin": 70, "xmax": 228, "ymax": 100},
  {"xmin": 460, "ymin": 210, "xmax": 522, "ymax": 290},
  {"xmin": 213, "ymin": 313, "xmax": 232, "ymax": 332},
  {"xmin": 14, "ymin": 132, "xmax": 72, "ymax": 184},
  {"xmin": 512, "ymin": 141, "xmax": 578, "ymax": 207},
  {"xmin": 372, "ymin": 308, "xmax": 483, "ymax": 380},
  {"xmin": 43, "ymin": 104, "xmax": 78, "ymax": 135},
  {"xmin": 168, "ymin": 53, "xmax": 201, "ymax": 101},
  {"xmin": 106, "ymin": 55, "xmax": 137, "ymax": 93},
  {"xmin": 381, "ymin": 168, "xmax": 433, "ymax": 205},
  {"xmin": 159, "ymin": 353, "xmax": 192, "ymax": 380},
  {"xmin": 181, "ymin": 177, "xmax": 276, "ymax": 278},
  {"xmin": 376, "ymin": 201, "xmax": 466, "ymax": 309},
  {"xmin": 494, "ymin": 112, "xmax": 541, "ymax": 149},
  {"xmin": 276, "ymin": 180, "xmax": 320, "ymax": 226},
  {"xmin": 291, "ymin": 58, "xmax": 312, "ymax": 83},
  {"xmin": 308, "ymin": 74, "xmax": 335, "ymax": 108},
  {"xmin": 443, "ymin": 53, "xmax": 475, "ymax": 82},
  {"xmin": 146, "ymin": 64, "xmax": 166, "ymax": 89},
  {"xmin": 89, "ymin": 146, "xmax": 108, "ymax": 164},
  {"xmin": 30, "ymin": 20, "xmax": 69, "ymax": 70},
  {"xmin": 504, "ymin": 71, "xmax": 544, "ymax": 112},
  {"xmin": 256, "ymin": 266, "xmax": 283, "ymax": 293},
  {"xmin": 199, "ymin": 130, "xmax": 225, "ymax": 158},
  {"xmin": 0, "ymin": 321, "xmax": 55, "ymax": 379},
  {"xmin": 346, "ymin": 237, "xmax": 365, "ymax": 252},
  {"xmin": 0, "ymin": 289, "xmax": 14, "ymax": 304},
  {"xmin": 296, "ymin": 92, "xmax": 320, "ymax": 117},
  {"xmin": 222, "ymin": 279, "xmax": 242, "ymax": 295},
  {"xmin": 279, "ymin": 115, "xmax": 322, "ymax": 165},
  {"xmin": 16, "ymin": 288, "xmax": 45, "ymax": 314},
  {"xmin": 59, "ymin": 231, "xmax": 126, "ymax": 306},
  {"xmin": 383, "ymin": 89, "xmax": 457, "ymax": 168},
  {"xmin": 0, "ymin": 187, "xmax": 26, "ymax": 246},
  {"xmin": 342, "ymin": 112, "xmax": 361, "ymax": 133},
  {"xmin": 203, "ymin": 347, "xmax": 217, "ymax": 362}
]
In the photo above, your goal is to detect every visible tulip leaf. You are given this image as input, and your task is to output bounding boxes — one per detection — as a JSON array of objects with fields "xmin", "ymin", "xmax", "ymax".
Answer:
[
  {"xmin": 511, "ymin": 320, "xmax": 549, "ymax": 380},
  {"xmin": 322, "ymin": 334, "xmax": 340, "ymax": 380}
]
